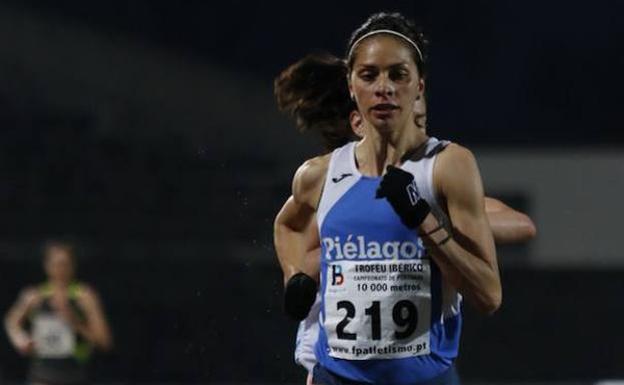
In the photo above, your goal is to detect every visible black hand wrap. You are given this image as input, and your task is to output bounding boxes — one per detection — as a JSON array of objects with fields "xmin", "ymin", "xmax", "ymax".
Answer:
[
  {"xmin": 375, "ymin": 165, "xmax": 431, "ymax": 229},
  {"xmin": 284, "ymin": 272, "xmax": 317, "ymax": 321}
]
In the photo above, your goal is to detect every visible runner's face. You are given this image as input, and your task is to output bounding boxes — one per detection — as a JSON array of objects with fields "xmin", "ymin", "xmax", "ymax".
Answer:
[
  {"xmin": 44, "ymin": 247, "xmax": 75, "ymax": 282},
  {"xmin": 349, "ymin": 35, "xmax": 422, "ymax": 135}
]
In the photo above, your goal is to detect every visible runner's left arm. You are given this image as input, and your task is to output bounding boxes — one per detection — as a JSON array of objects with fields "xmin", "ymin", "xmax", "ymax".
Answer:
[
  {"xmin": 420, "ymin": 145, "xmax": 501, "ymax": 315},
  {"xmin": 75, "ymin": 286, "xmax": 113, "ymax": 351},
  {"xmin": 485, "ymin": 197, "xmax": 536, "ymax": 244}
]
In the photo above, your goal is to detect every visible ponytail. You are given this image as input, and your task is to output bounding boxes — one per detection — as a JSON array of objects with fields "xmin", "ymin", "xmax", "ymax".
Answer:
[{"xmin": 274, "ymin": 53, "xmax": 357, "ymax": 151}]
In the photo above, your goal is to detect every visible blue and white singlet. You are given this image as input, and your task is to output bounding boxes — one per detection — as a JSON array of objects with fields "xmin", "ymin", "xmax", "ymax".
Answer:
[{"xmin": 314, "ymin": 138, "xmax": 461, "ymax": 385}]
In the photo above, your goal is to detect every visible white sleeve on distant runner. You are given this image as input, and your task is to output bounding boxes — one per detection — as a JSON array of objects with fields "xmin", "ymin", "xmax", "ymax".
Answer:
[{"xmin": 294, "ymin": 294, "xmax": 321, "ymax": 372}]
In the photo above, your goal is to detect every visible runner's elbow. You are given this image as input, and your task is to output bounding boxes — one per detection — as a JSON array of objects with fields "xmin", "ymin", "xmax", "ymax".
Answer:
[
  {"xmin": 514, "ymin": 212, "xmax": 537, "ymax": 241},
  {"xmin": 479, "ymin": 288, "xmax": 502, "ymax": 315},
  {"xmin": 523, "ymin": 217, "xmax": 537, "ymax": 240},
  {"xmin": 97, "ymin": 334, "xmax": 114, "ymax": 352},
  {"xmin": 4, "ymin": 314, "xmax": 16, "ymax": 331}
]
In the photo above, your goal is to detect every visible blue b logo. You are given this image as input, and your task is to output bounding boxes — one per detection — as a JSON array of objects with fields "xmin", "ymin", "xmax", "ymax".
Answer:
[{"xmin": 331, "ymin": 265, "xmax": 344, "ymax": 285}]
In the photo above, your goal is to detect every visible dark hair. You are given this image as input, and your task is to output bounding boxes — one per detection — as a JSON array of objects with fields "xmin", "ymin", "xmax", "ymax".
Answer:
[
  {"xmin": 274, "ymin": 53, "xmax": 357, "ymax": 151},
  {"xmin": 274, "ymin": 12, "xmax": 427, "ymax": 151},
  {"xmin": 346, "ymin": 12, "xmax": 428, "ymax": 77}
]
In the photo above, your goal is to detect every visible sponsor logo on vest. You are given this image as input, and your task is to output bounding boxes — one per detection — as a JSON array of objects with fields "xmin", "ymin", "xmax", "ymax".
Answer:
[
  {"xmin": 322, "ymin": 235, "xmax": 426, "ymax": 261},
  {"xmin": 406, "ymin": 179, "xmax": 420, "ymax": 206},
  {"xmin": 331, "ymin": 265, "xmax": 344, "ymax": 285},
  {"xmin": 331, "ymin": 173, "xmax": 353, "ymax": 183}
]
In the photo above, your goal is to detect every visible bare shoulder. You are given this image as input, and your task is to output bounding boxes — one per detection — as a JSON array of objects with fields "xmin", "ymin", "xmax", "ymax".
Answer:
[
  {"xmin": 292, "ymin": 154, "xmax": 331, "ymax": 208},
  {"xmin": 434, "ymin": 143, "xmax": 483, "ymax": 198},
  {"xmin": 437, "ymin": 143, "xmax": 477, "ymax": 169},
  {"xmin": 15, "ymin": 286, "xmax": 41, "ymax": 307},
  {"xmin": 436, "ymin": 144, "xmax": 479, "ymax": 178},
  {"xmin": 76, "ymin": 283, "xmax": 101, "ymax": 304}
]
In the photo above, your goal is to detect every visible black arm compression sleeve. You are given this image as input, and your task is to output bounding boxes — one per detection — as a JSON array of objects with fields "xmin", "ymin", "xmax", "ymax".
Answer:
[{"xmin": 284, "ymin": 272, "xmax": 318, "ymax": 321}]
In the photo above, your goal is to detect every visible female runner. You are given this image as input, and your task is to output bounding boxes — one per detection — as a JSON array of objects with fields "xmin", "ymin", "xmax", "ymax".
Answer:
[
  {"xmin": 275, "ymin": 12, "xmax": 507, "ymax": 384},
  {"xmin": 5, "ymin": 240, "xmax": 113, "ymax": 385}
]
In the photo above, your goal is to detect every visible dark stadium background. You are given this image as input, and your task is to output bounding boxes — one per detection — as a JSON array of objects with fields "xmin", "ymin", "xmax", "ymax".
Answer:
[{"xmin": 0, "ymin": 0, "xmax": 622, "ymax": 384}]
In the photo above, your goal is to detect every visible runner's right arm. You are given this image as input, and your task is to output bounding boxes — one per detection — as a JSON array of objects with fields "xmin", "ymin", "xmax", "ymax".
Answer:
[
  {"xmin": 274, "ymin": 196, "xmax": 316, "ymax": 284},
  {"xmin": 4, "ymin": 288, "xmax": 39, "ymax": 355},
  {"xmin": 274, "ymin": 156, "xmax": 327, "ymax": 284},
  {"xmin": 274, "ymin": 156, "xmax": 328, "ymax": 320}
]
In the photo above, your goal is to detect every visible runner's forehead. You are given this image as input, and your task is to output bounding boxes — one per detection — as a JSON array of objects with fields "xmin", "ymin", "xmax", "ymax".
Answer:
[{"xmin": 352, "ymin": 36, "xmax": 416, "ymax": 69}]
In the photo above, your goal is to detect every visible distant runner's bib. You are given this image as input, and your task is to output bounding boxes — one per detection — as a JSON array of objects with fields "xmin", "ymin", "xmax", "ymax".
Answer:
[{"xmin": 32, "ymin": 314, "xmax": 76, "ymax": 358}]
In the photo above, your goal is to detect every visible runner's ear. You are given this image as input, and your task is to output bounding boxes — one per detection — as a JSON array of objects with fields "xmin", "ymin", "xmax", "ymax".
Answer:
[{"xmin": 350, "ymin": 111, "xmax": 364, "ymax": 138}]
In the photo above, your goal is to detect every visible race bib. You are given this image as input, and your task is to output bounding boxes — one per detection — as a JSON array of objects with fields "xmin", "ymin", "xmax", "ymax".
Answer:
[
  {"xmin": 323, "ymin": 259, "xmax": 431, "ymax": 360},
  {"xmin": 32, "ymin": 315, "xmax": 75, "ymax": 358}
]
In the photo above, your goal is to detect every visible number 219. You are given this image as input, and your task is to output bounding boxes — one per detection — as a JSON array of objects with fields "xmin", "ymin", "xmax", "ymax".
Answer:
[{"xmin": 336, "ymin": 300, "xmax": 418, "ymax": 340}]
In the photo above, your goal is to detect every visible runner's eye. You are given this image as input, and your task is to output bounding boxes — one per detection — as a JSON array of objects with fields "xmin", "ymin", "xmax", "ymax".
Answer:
[
  {"xmin": 390, "ymin": 68, "xmax": 410, "ymax": 82},
  {"xmin": 358, "ymin": 70, "xmax": 377, "ymax": 82}
]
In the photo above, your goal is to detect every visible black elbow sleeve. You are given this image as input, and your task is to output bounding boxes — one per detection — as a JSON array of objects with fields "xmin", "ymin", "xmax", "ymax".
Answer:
[{"xmin": 284, "ymin": 272, "xmax": 318, "ymax": 321}]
